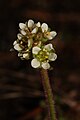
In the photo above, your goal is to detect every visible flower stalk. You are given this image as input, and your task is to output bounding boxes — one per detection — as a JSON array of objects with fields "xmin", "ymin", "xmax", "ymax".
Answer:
[{"xmin": 40, "ymin": 68, "xmax": 57, "ymax": 120}]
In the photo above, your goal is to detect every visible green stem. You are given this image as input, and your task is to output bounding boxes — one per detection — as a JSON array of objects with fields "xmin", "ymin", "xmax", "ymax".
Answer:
[{"xmin": 40, "ymin": 68, "xmax": 57, "ymax": 120}]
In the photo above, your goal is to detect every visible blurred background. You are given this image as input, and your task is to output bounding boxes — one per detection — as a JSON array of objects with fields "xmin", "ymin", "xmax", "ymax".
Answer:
[{"xmin": 0, "ymin": 0, "xmax": 80, "ymax": 120}]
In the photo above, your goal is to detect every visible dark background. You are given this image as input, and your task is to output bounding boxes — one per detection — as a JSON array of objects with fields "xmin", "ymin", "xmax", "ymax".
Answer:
[{"xmin": 0, "ymin": 0, "xmax": 80, "ymax": 120}]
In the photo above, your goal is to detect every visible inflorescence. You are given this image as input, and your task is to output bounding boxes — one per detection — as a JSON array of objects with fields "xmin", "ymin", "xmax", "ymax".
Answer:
[{"xmin": 13, "ymin": 19, "xmax": 57, "ymax": 69}]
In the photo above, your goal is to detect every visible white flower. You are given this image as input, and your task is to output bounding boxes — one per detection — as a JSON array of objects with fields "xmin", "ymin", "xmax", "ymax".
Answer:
[
  {"xmin": 31, "ymin": 43, "xmax": 57, "ymax": 69},
  {"xmin": 14, "ymin": 44, "xmax": 22, "ymax": 51},
  {"xmin": 28, "ymin": 19, "xmax": 34, "ymax": 28},
  {"xmin": 31, "ymin": 58, "xmax": 40, "ymax": 68},
  {"xmin": 19, "ymin": 23, "xmax": 26, "ymax": 30},
  {"xmin": 41, "ymin": 23, "xmax": 57, "ymax": 40}
]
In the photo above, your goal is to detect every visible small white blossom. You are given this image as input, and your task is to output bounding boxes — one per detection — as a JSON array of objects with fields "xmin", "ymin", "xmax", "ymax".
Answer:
[
  {"xmin": 41, "ymin": 23, "xmax": 57, "ymax": 40},
  {"xmin": 31, "ymin": 43, "xmax": 57, "ymax": 69}
]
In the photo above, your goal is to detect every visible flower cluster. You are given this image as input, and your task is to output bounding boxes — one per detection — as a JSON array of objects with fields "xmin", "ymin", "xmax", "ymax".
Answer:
[{"xmin": 13, "ymin": 19, "xmax": 57, "ymax": 69}]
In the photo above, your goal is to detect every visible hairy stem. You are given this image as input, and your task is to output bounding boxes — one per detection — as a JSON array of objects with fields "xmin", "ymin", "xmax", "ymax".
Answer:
[{"xmin": 40, "ymin": 68, "xmax": 57, "ymax": 120}]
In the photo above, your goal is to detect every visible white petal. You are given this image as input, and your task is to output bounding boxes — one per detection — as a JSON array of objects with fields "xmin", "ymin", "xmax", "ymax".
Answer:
[
  {"xmin": 49, "ymin": 53, "xmax": 57, "ymax": 61},
  {"xmin": 23, "ymin": 53, "xmax": 29, "ymax": 59},
  {"xmin": 17, "ymin": 33, "xmax": 22, "ymax": 40},
  {"xmin": 18, "ymin": 53, "xmax": 22, "ymax": 57},
  {"xmin": 44, "ymin": 44, "xmax": 54, "ymax": 51},
  {"xmin": 46, "ymin": 34, "xmax": 53, "ymax": 40},
  {"xmin": 32, "ymin": 46, "xmax": 41, "ymax": 54},
  {"xmin": 13, "ymin": 41, "xmax": 17, "ymax": 45},
  {"xmin": 36, "ymin": 22, "xmax": 41, "ymax": 27},
  {"xmin": 19, "ymin": 23, "xmax": 26, "ymax": 29},
  {"xmin": 28, "ymin": 19, "xmax": 34, "ymax": 28},
  {"xmin": 14, "ymin": 44, "xmax": 22, "ymax": 51},
  {"xmin": 41, "ymin": 23, "xmax": 48, "ymax": 32},
  {"xmin": 42, "ymin": 62, "xmax": 50, "ymax": 69},
  {"xmin": 20, "ymin": 30, "xmax": 26, "ymax": 35},
  {"xmin": 31, "ymin": 59, "xmax": 40, "ymax": 68},
  {"xmin": 28, "ymin": 39, "xmax": 33, "ymax": 48},
  {"xmin": 28, "ymin": 39, "xmax": 31, "ymax": 47},
  {"xmin": 50, "ymin": 31, "xmax": 57, "ymax": 38},
  {"xmin": 46, "ymin": 31, "xmax": 57, "ymax": 40},
  {"xmin": 31, "ymin": 27, "xmax": 38, "ymax": 34}
]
